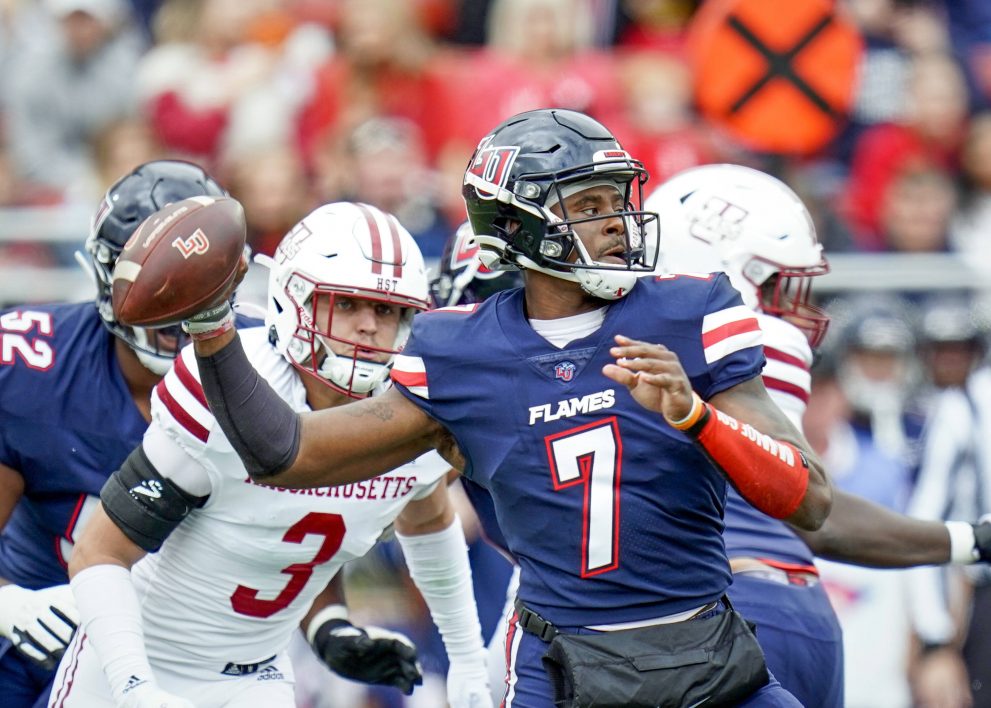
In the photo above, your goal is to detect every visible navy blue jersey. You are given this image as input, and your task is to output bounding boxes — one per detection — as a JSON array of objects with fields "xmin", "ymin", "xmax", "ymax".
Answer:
[
  {"xmin": 0, "ymin": 303, "xmax": 148, "ymax": 588},
  {"xmin": 392, "ymin": 274, "xmax": 765, "ymax": 626},
  {"xmin": 459, "ymin": 476, "xmax": 512, "ymax": 559},
  {"xmin": 722, "ymin": 488, "xmax": 815, "ymax": 567}
]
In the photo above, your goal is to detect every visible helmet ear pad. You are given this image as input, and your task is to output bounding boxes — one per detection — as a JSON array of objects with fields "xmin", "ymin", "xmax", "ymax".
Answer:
[{"xmin": 83, "ymin": 160, "xmax": 227, "ymax": 368}]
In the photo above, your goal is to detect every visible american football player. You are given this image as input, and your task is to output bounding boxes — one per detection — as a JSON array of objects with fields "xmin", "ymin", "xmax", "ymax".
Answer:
[
  {"xmin": 0, "ymin": 160, "xmax": 225, "ymax": 708},
  {"xmin": 172, "ymin": 108, "xmax": 836, "ymax": 706},
  {"xmin": 646, "ymin": 163, "xmax": 991, "ymax": 708},
  {"xmin": 50, "ymin": 203, "xmax": 491, "ymax": 707},
  {"xmin": 428, "ymin": 221, "xmax": 523, "ymax": 309}
]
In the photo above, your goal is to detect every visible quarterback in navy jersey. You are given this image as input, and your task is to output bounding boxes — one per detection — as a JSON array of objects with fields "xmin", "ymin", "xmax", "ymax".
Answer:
[
  {"xmin": 401, "ymin": 273, "xmax": 760, "ymax": 626},
  {"xmin": 0, "ymin": 161, "xmax": 228, "ymax": 708},
  {"xmin": 182, "ymin": 109, "xmax": 832, "ymax": 707}
]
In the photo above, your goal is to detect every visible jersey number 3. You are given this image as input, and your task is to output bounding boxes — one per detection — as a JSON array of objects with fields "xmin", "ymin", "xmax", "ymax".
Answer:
[
  {"xmin": 545, "ymin": 418, "xmax": 622, "ymax": 577},
  {"xmin": 231, "ymin": 512, "xmax": 346, "ymax": 618}
]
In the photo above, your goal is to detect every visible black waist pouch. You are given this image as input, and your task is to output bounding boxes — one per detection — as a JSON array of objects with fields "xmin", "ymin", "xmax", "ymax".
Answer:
[{"xmin": 540, "ymin": 601, "xmax": 769, "ymax": 707}]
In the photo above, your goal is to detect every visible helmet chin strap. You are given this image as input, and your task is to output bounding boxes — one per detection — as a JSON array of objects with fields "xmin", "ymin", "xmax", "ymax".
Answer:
[
  {"xmin": 134, "ymin": 348, "xmax": 173, "ymax": 376},
  {"xmin": 513, "ymin": 243, "xmax": 637, "ymax": 301},
  {"xmin": 129, "ymin": 327, "xmax": 178, "ymax": 375},
  {"xmin": 476, "ymin": 219, "xmax": 639, "ymax": 301},
  {"xmin": 313, "ymin": 335, "xmax": 390, "ymax": 397}
]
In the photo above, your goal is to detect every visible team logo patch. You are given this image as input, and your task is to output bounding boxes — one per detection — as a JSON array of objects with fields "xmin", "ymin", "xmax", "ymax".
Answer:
[
  {"xmin": 276, "ymin": 220, "xmax": 315, "ymax": 261},
  {"xmin": 688, "ymin": 196, "xmax": 749, "ymax": 245},
  {"xmin": 466, "ymin": 135, "xmax": 519, "ymax": 200},
  {"xmin": 554, "ymin": 361, "xmax": 577, "ymax": 382}
]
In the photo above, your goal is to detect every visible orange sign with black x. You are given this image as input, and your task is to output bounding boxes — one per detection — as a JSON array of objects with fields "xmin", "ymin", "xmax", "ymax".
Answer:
[{"xmin": 690, "ymin": 0, "xmax": 863, "ymax": 155}]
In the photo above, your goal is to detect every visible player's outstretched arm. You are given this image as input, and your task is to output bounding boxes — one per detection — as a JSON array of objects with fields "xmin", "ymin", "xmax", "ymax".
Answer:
[
  {"xmin": 796, "ymin": 489, "xmax": 991, "ymax": 568},
  {"xmin": 193, "ymin": 330, "xmax": 445, "ymax": 488},
  {"xmin": 395, "ymin": 484, "xmax": 492, "ymax": 707},
  {"xmin": 603, "ymin": 335, "xmax": 831, "ymax": 531}
]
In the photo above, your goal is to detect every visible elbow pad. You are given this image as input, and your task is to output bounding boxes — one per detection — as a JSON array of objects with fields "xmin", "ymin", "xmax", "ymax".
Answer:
[
  {"xmin": 195, "ymin": 335, "xmax": 301, "ymax": 479},
  {"xmin": 100, "ymin": 446, "xmax": 207, "ymax": 552}
]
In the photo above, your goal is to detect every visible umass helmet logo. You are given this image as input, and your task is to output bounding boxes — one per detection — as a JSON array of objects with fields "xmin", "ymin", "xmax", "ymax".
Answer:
[
  {"xmin": 466, "ymin": 135, "xmax": 519, "ymax": 200},
  {"xmin": 554, "ymin": 360, "xmax": 577, "ymax": 382}
]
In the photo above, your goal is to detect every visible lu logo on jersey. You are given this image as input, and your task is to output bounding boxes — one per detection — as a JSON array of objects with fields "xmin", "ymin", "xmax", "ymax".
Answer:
[{"xmin": 554, "ymin": 360, "xmax": 577, "ymax": 382}]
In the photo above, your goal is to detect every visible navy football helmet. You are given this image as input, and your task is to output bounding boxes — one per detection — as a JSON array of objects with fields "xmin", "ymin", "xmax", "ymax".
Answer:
[
  {"xmin": 429, "ymin": 222, "xmax": 524, "ymax": 308},
  {"xmin": 78, "ymin": 160, "xmax": 227, "ymax": 374},
  {"xmin": 462, "ymin": 109, "xmax": 657, "ymax": 300}
]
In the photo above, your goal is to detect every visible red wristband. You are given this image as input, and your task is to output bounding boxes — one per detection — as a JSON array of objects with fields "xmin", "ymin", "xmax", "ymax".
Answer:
[{"xmin": 687, "ymin": 403, "xmax": 809, "ymax": 519}]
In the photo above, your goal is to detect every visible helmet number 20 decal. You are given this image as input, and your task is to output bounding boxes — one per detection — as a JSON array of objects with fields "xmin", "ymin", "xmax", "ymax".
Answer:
[{"xmin": 466, "ymin": 135, "xmax": 519, "ymax": 199}]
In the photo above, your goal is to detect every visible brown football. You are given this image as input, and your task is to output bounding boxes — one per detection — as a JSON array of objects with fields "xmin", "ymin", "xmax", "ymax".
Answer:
[{"xmin": 111, "ymin": 195, "xmax": 247, "ymax": 328}]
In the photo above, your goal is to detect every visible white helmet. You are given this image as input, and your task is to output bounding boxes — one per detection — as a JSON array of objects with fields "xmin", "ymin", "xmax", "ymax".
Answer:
[
  {"xmin": 646, "ymin": 164, "xmax": 830, "ymax": 347},
  {"xmin": 263, "ymin": 202, "xmax": 430, "ymax": 397}
]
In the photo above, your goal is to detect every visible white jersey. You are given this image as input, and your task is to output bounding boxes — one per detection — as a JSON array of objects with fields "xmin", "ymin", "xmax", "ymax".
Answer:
[
  {"xmin": 131, "ymin": 327, "xmax": 448, "ymax": 677},
  {"xmin": 755, "ymin": 311, "xmax": 813, "ymax": 428}
]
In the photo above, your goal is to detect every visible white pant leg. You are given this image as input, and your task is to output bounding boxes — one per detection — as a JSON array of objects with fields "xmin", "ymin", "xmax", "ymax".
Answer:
[
  {"xmin": 49, "ymin": 631, "xmax": 115, "ymax": 707},
  {"xmin": 48, "ymin": 633, "xmax": 296, "ymax": 708},
  {"xmin": 487, "ymin": 566, "xmax": 520, "ymax": 706}
]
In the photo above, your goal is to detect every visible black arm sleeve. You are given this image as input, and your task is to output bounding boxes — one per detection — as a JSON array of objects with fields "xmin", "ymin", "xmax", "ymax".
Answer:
[
  {"xmin": 195, "ymin": 334, "xmax": 301, "ymax": 479},
  {"xmin": 100, "ymin": 446, "xmax": 208, "ymax": 552}
]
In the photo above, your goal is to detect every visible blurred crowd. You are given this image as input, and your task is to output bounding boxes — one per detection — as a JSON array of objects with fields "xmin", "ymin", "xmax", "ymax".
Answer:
[
  {"xmin": 1, "ymin": 0, "xmax": 991, "ymax": 268},
  {"xmin": 5, "ymin": 0, "xmax": 991, "ymax": 706}
]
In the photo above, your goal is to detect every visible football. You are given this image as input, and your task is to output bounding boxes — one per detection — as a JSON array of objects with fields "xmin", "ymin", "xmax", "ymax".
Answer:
[{"xmin": 111, "ymin": 195, "xmax": 247, "ymax": 328}]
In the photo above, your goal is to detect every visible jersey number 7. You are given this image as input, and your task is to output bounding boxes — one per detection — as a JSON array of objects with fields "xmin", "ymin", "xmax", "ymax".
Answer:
[{"xmin": 545, "ymin": 418, "xmax": 622, "ymax": 578}]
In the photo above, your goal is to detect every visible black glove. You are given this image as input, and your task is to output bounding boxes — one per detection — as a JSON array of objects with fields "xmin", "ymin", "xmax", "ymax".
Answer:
[
  {"xmin": 311, "ymin": 618, "xmax": 423, "ymax": 695},
  {"xmin": 973, "ymin": 519, "xmax": 991, "ymax": 562}
]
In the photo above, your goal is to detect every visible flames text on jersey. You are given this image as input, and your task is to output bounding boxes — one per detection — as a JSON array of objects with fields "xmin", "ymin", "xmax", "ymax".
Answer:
[{"xmin": 528, "ymin": 389, "xmax": 616, "ymax": 425}]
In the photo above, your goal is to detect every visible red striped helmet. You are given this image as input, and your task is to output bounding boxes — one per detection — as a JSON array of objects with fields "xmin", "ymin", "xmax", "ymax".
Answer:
[
  {"xmin": 646, "ymin": 164, "xmax": 830, "ymax": 348},
  {"xmin": 263, "ymin": 202, "xmax": 429, "ymax": 397}
]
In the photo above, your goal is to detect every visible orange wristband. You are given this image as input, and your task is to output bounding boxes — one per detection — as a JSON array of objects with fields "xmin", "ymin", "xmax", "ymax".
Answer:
[{"xmin": 665, "ymin": 392, "xmax": 705, "ymax": 430}]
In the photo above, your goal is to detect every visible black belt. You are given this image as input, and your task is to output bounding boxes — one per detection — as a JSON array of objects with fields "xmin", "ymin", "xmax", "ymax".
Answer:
[
  {"xmin": 514, "ymin": 597, "xmax": 728, "ymax": 643},
  {"xmin": 514, "ymin": 598, "xmax": 559, "ymax": 641}
]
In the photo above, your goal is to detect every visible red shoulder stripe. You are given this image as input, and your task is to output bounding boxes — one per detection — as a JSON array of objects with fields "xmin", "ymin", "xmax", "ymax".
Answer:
[
  {"xmin": 701, "ymin": 317, "xmax": 760, "ymax": 348},
  {"xmin": 764, "ymin": 346, "xmax": 808, "ymax": 370},
  {"xmin": 762, "ymin": 375, "xmax": 810, "ymax": 404},
  {"xmin": 155, "ymin": 380, "xmax": 209, "ymax": 442},
  {"xmin": 391, "ymin": 369, "xmax": 428, "ymax": 388},
  {"xmin": 174, "ymin": 354, "xmax": 208, "ymax": 410}
]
